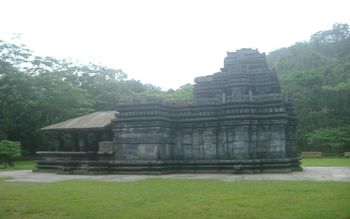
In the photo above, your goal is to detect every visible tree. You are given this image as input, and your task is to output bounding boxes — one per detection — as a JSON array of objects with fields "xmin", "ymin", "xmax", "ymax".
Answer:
[
  {"xmin": 134, "ymin": 83, "xmax": 194, "ymax": 103},
  {"xmin": 310, "ymin": 23, "xmax": 350, "ymax": 58},
  {"xmin": 0, "ymin": 39, "xmax": 165, "ymax": 154},
  {"xmin": 307, "ymin": 126, "xmax": 350, "ymax": 152},
  {"xmin": 0, "ymin": 41, "xmax": 96, "ymax": 153},
  {"xmin": 267, "ymin": 23, "xmax": 350, "ymax": 152},
  {"xmin": 0, "ymin": 61, "xmax": 95, "ymax": 154},
  {"xmin": 0, "ymin": 140, "xmax": 21, "ymax": 168}
]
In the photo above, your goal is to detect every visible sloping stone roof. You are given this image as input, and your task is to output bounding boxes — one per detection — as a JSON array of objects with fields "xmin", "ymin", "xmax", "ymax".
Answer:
[{"xmin": 41, "ymin": 111, "xmax": 117, "ymax": 131}]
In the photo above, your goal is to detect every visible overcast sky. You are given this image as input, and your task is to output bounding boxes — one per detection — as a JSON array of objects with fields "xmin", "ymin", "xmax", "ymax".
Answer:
[{"xmin": 1, "ymin": 0, "xmax": 349, "ymax": 89}]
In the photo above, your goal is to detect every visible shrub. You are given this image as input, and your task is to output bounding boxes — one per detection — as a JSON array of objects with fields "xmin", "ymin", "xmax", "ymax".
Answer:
[{"xmin": 0, "ymin": 140, "xmax": 21, "ymax": 168}]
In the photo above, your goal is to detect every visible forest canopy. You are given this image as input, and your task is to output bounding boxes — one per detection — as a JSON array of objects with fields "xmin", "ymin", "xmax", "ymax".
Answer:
[
  {"xmin": 0, "ymin": 40, "xmax": 192, "ymax": 154},
  {"xmin": 267, "ymin": 23, "xmax": 350, "ymax": 152}
]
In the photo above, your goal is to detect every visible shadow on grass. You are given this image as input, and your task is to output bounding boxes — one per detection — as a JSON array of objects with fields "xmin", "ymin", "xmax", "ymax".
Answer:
[
  {"xmin": 0, "ymin": 160, "xmax": 35, "ymax": 171},
  {"xmin": 0, "ymin": 176, "xmax": 13, "ymax": 180}
]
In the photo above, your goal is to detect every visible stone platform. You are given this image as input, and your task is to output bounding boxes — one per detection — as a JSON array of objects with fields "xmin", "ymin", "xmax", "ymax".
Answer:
[{"xmin": 35, "ymin": 153, "xmax": 301, "ymax": 174}]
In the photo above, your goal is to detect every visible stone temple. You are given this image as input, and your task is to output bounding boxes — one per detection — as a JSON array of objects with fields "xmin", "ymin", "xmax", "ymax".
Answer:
[{"xmin": 36, "ymin": 48, "xmax": 301, "ymax": 174}]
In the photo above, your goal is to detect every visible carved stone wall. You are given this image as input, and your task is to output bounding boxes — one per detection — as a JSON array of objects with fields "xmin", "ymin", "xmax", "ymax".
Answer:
[
  {"xmin": 111, "ymin": 49, "xmax": 300, "ymax": 173},
  {"xmin": 113, "ymin": 103, "xmax": 297, "ymax": 160}
]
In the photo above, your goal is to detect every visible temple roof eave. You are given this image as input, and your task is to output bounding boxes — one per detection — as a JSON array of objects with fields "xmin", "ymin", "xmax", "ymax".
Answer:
[
  {"xmin": 40, "ymin": 126, "xmax": 111, "ymax": 133},
  {"xmin": 40, "ymin": 111, "xmax": 117, "ymax": 133}
]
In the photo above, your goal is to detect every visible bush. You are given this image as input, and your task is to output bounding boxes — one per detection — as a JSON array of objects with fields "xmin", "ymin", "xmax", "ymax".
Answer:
[
  {"xmin": 0, "ymin": 140, "xmax": 21, "ymax": 168},
  {"xmin": 307, "ymin": 126, "xmax": 350, "ymax": 153}
]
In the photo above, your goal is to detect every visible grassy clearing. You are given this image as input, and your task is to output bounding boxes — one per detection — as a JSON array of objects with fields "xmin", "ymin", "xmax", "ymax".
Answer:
[
  {"xmin": 0, "ymin": 160, "xmax": 35, "ymax": 171},
  {"xmin": 302, "ymin": 158, "xmax": 350, "ymax": 167},
  {"xmin": 0, "ymin": 179, "xmax": 349, "ymax": 219}
]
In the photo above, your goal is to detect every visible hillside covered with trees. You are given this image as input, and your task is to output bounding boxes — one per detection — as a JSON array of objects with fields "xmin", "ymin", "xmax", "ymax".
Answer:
[
  {"xmin": 0, "ymin": 23, "xmax": 349, "ymax": 154},
  {"xmin": 267, "ymin": 23, "xmax": 350, "ymax": 153}
]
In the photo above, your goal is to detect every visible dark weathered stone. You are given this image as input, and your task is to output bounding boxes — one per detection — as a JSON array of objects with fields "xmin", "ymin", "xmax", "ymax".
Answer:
[
  {"xmin": 36, "ymin": 48, "xmax": 301, "ymax": 174},
  {"xmin": 110, "ymin": 48, "xmax": 300, "ymax": 173}
]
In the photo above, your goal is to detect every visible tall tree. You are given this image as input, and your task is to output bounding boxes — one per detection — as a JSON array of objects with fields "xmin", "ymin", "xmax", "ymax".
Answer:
[{"xmin": 267, "ymin": 23, "xmax": 350, "ymax": 151}]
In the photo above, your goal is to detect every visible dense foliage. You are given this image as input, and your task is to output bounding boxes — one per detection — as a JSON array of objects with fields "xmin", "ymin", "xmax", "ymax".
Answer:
[
  {"xmin": 137, "ymin": 83, "xmax": 194, "ymax": 103},
  {"xmin": 0, "ymin": 40, "xmax": 193, "ymax": 154},
  {"xmin": 0, "ymin": 140, "xmax": 21, "ymax": 167},
  {"xmin": 267, "ymin": 23, "xmax": 350, "ymax": 152}
]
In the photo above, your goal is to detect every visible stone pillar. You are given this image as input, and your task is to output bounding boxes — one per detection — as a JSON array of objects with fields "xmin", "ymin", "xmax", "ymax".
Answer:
[
  {"xmin": 202, "ymin": 128, "xmax": 217, "ymax": 159},
  {"xmin": 286, "ymin": 123, "xmax": 297, "ymax": 158},
  {"xmin": 249, "ymin": 90, "xmax": 253, "ymax": 101},
  {"xmin": 216, "ymin": 127, "xmax": 225, "ymax": 160},
  {"xmin": 271, "ymin": 124, "xmax": 286, "ymax": 158},
  {"xmin": 52, "ymin": 134, "xmax": 60, "ymax": 151},
  {"xmin": 257, "ymin": 125, "xmax": 269, "ymax": 159},
  {"xmin": 175, "ymin": 129, "xmax": 184, "ymax": 160},
  {"xmin": 73, "ymin": 133, "xmax": 79, "ymax": 152},
  {"xmin": 222, "ymin": 92, "xmax": 226, "ymax": 103},
  {"xmin": 78, "ymin": 133, "xmax": 85, "ymax": 152},
  {"xmin": 226, "ymin": 127, "xmax": 234, "ymax": 159},
  {"xmin": 182, "ymin": 129, "xmax": 193, "ymax": 160},
  {"xmin": 96, "ymin": 131, "xmax": 103, "ymax": 144},
  {"xmin": 233, "ymin": 125, "xmax": 250, "ymax": 159},
  {"xmin": 58, "ymin": 133, "xmax": 64, "ymax": 151},
  {"xmin": 248, "ymin": 123, "xmax": 258, "ymax": 159}
]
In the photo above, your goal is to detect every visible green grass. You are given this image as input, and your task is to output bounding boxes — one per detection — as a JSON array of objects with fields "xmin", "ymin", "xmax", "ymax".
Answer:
[
  {"xmin": 302, "ymin": 158, "xmax": 350, "ymax": 167},
  {"xmin": 0, "ymin": 160, "xmax": 35, "ymax": 171},
  {"xmin": 0, "ymin": 179, "xmax": 349, "ymax": 219},
  {"xmin": 0, "ymin": 176, "xmax": 12, "ymax": 180},
  {"xmin": 0, "ymin": 158, "xmax": 349, "ymax": 218}
]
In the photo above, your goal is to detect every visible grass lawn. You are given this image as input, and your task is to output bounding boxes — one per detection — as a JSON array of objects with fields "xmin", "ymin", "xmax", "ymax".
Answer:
[
  {"xmin": 0, "ymin": 158, "xmax": 349, "ymax": 218},
  {"xmin": 301, "ymin": 158, "xmax": 350, "ymax": 167},
  {"xmin": 0, "ymin": 179, "xmax": 349, "ymax": 219},
  {"xmin": 0, "ymin": 160, "xmax": 35, "ymax": 171}
]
